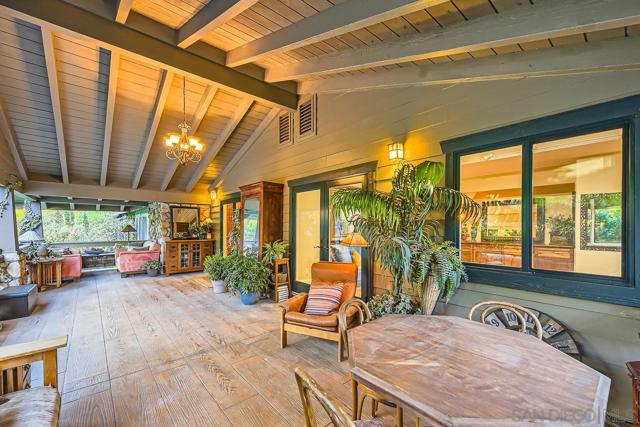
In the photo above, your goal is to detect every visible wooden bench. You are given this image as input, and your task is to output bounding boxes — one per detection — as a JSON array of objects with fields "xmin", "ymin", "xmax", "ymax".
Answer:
[
  {"xmin": 0, "ymin": 285, "xmax": 37, "ymax": 321},
  {"xmin": 0, "ymin": 335, "xmax": 68, "ymax": 427}
]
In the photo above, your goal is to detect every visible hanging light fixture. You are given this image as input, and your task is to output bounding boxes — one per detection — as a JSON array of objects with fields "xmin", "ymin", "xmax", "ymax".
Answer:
[{"xmin": 165, "ymin": 76, "xmax": 204, "ymax": 165}]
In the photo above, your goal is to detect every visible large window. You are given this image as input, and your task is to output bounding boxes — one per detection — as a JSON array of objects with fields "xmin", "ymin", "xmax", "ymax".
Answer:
[
  {"xmin": 460, "ymin": 129, "xmax": 623, "ymax": 278},
  {"xmin": 443, "ymin": 96, "xmax": 640, "ymax": 307}
]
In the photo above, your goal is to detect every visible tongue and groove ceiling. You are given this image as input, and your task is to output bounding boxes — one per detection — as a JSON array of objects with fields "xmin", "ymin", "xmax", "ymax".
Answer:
[{"xmin": 0, "ymin": 0, "xmax": 638, "ymax": 198}]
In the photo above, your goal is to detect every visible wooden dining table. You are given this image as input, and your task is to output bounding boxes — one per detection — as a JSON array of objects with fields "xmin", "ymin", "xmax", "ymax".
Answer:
[{"xmin": 348, "ymin": 315, "xmax": 610, "ymax": 427}]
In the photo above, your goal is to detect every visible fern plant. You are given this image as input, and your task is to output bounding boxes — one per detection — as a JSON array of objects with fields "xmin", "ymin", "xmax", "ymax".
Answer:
[{"xmin": 331, "ymin": 160, "xmax": 481, "ymax": 299}]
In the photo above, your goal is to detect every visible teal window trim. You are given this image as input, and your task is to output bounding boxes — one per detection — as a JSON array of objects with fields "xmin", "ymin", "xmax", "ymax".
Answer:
[
  {"xmin": 288, "ymin": 162, "xmax": 377, "ymax": 299},
  {"xmin": 441, "ymin": 95, "xmax": 640, "ymax": 307}
]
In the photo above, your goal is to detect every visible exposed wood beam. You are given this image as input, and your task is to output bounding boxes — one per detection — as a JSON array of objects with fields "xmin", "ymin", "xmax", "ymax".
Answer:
[
  {"xmin": 0, "ymin": 97, "xmax": 27, "ymax": 181},
  {"xmin": 299, "ymin": 37, "xmax": 640, "ymax": 94},
  {"xmin": 24, "ymin": 180, "xmax": 211, "ymax": 204},
  {"xmin": 37, "ymin": 196, "xmax": 146, "ymax": 207},
  {"xmin": 100, "ymin": 50, "xmax": 120, "ymax": 186},
  {"xmin": 161, "ymin": 85, "xmax": 218, "ymax": 191},
  {"xmin": 114, "ymin": 0, "xmax": 132, "ymax": 24},
  {"xmin": 0, "ymin": 0, "xmax": 298, "ymax": 110},
  {"xmin": 41, "ymin": 28, "xmax": 69, "ymax": 184},
  {"xmin": 178, "ymin": 0, "xmax": 258, "ymax": 49},
  {"xmin": 227, "ymin": 0, "xmax": 446, "ymax": 68},
  {"xmin": 209, "ymin": 108, "xmax": 278, "ymax": 191},
  {"xmin": 186, "ymin": 98, "xmax": 253, "ymax": 192},
  {"xmin": 266, "ymin": 0, "xmax": 640, "ymax": 82},
  {"xmin": 132, "ymin": 70, "xmax": 174, "ymax": 189}
]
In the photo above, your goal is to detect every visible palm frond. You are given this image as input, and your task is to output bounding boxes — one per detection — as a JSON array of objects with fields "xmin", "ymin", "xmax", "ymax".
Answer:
[
  {"xmin": 428, "ymin": 187, "xmax": 483, "ymax": 224},
  {"xmin": 414, "ymin": 160, "xmax": 444, "ymax": 186}
]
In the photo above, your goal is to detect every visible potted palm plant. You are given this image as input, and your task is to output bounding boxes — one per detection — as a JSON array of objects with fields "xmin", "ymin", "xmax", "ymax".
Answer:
[
  {"xmin": 331, "ymin": 160, "xmax": 482, "ymax": 314},
  {"xmin": 204, "ymin": 254, "xmax": 227, "ymax": 293},
  {"xmin": 226, "ymin": 254, "xmax": 270, "ymax": 305}
]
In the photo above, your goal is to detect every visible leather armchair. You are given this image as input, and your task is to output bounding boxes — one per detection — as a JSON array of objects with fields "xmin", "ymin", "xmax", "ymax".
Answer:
[{"xmin": 280, "ymin": 262, "xmax": 358, "ymax": 361}]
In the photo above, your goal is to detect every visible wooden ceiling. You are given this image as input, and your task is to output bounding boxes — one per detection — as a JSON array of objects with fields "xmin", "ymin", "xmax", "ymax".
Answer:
[{"xmin": 0, "ymin": 0, "xmax": 638, "ymax": 198}]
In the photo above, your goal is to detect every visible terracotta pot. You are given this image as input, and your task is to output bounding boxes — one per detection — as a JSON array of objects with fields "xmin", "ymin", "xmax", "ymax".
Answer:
[{"xmin": 421, "ymin": 275, "xmax": 441, "ymax": 315}]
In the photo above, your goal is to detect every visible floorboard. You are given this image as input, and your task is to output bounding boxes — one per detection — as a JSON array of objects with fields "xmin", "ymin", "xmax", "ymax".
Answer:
[{"xmin": 0, "ymin": 271, "xmax": 402, "ymax": 427}]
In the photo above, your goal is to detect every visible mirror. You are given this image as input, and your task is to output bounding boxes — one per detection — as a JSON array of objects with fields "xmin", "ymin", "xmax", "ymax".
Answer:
[
  {"xmin": 243, "ymin": 198, "xmax": 260, "ymax": 252},
  {"xmin": 171, "ymin": 206, "xmax": 199, "ymax": 239}
]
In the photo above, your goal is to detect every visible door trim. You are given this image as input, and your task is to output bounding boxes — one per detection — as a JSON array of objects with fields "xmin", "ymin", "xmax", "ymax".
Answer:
[{"xmin": 288, "ymin": 162, "xmax": 377, "ymax": 299}]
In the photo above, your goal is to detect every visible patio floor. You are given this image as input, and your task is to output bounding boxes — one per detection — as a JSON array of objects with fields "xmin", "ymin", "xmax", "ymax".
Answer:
[{"xmin": 0, "ymin": 272, "xmax": 402, "ymax": 427}]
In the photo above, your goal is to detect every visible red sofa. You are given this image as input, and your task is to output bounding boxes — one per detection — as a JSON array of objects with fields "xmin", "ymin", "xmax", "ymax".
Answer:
[
  {"xmin": 62, "ymin": 254, "xmax": 82, "ymax": 281},
  {"xmin": 115, "ymin": 244, "xmax": 161, "ymax": 277}
]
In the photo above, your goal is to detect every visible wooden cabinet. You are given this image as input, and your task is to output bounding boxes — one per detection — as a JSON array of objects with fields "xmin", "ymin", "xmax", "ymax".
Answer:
[
  {"xmin": 163, "ymin": 239, "xmax": 213, "ymax": 275},
  {"xmin": 460, "ymin": 241, "xmax": 574, "ymax": 271},
  {"xmin": 239, "ymin": 181, "xmax": 284, "ymax": 257}
]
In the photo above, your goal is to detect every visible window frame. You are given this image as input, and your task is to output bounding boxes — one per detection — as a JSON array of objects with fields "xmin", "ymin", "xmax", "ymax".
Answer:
[{"xmin": 442, "ymin": 95, "xmax": 640, "ymax": 307}]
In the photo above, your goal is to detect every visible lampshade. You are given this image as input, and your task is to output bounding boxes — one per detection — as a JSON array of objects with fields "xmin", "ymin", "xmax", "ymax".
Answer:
[
  {"xmin": 18, "ymin": 230, "xmax": 42, "ymax": 242},
  {"xmin": 340, "ymin": 232, "xmax": 369, "ymax": 247},
  {"xmin": 121, "ymin": 224, "xmax": 137, "ymax": 233}
]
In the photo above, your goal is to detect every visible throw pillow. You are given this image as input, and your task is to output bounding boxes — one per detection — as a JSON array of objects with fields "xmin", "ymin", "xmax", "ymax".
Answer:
[
  {"xmin": 304, "ymin": 283, "xmax": 344, "ymax": 316},
  {"xmin": 329, "ymin": 245, "xmax": 352, "ymax": 263}
]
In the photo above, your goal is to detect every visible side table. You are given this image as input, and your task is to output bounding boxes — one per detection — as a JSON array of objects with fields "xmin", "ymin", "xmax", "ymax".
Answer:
[{"xmin": 33, "ymin": 258, "xmax": 63, "ymax": 291}]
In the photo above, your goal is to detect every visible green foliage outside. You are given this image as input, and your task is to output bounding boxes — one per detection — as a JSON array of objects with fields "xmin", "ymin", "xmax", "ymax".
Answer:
[{"xmin": 17, "ymin": 210, "xmax": 132, "ymax": 243}]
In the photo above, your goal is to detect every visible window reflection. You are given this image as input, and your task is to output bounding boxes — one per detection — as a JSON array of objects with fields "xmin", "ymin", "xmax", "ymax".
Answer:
[
  {"xmin": 533, "ymin": 129, "xmax": 622, "ymax": 276},
  {"xmin": 460, "ymin": 146, "xmax": 523, "ymax": 268}
]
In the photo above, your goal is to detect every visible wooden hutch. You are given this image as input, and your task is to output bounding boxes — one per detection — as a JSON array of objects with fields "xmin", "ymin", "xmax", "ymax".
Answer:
[
  {"xmin": 164, "ymin": 239, "xmax": 214, "ymax": 275},
  {"xmin": 239, "ymin": 181, "xmax": 284, "ymax": 257}
]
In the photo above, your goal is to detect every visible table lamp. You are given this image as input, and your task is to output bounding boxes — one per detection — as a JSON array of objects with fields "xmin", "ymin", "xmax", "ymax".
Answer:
[{"xmin": 121, "ymin": 224, "xmax": 136, "ymax": 242}]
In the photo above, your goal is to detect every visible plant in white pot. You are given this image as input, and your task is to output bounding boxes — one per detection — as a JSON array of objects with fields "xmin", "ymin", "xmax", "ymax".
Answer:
[
  {"xmin": 204, "ymin": 254, "xmax": 227, "ymax": 293},
  {"xmin": 331, "ymin": 160, "xmax": 482, "ymax": 315}
]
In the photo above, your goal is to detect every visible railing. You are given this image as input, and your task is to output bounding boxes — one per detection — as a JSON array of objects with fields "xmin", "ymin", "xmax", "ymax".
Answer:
[{"xmin": 48, "ymin": 240, "xmax": 145, "ymax": 250}]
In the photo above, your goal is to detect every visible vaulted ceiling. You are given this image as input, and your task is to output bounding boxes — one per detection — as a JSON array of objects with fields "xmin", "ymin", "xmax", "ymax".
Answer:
[{"xmin": 0, "ymin": 0, "xmax": 638, "ymax": 201}]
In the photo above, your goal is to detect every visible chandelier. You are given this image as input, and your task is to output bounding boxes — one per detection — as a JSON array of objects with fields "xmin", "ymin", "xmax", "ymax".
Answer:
[{"xmin": 165, "ymin": 76, "xmax": 204, "ymax": 165}]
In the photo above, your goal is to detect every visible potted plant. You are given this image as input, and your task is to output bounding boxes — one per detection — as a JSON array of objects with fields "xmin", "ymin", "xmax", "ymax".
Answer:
[
  {"xmin": 204, "ymin": 254, "xmax": 227, "ymax": 293},
  {"xmin": 226, "ymin": 254, "xmax": 270, "ymax": 305},
  {"xmin": 331, "ymin": 160, "xmax": 482, "ymax": 314},
  {"xmin": 142, "ymin": 260, "xmax": 162, "ymax": 277},
  {"xmin": 261, "ymin": 240, "xmax": 288, "ymax": 266},
  {"xmin": 367, "ymin": 292, "xmax": 421, "ymax": 319}
]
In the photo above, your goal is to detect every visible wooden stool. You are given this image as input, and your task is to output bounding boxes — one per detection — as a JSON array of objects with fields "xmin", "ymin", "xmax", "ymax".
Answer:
[{"xmin": 34, "ymin": 258, "xmax": 63, "ymax": 291}]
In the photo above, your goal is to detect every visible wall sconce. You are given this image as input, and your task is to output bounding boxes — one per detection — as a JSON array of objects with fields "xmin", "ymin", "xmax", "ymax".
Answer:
[
  {"xmin": 388, "ymin": 141, "xmax": 404, "ymax": 160},
  {"xmin": 209, "ymin": 189, "xmax": 217, "ymax": 201}
]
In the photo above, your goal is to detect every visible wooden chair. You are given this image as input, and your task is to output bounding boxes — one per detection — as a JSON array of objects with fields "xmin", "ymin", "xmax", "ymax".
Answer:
[
  {"xmin": 295, "ymin": 367, "xmax": 384, "ymax": 427},
  {"xmin": 338, "ymin": 299, "xmax": 405, "ymax": 427},
  {"xmin": 467, "ymin": 300, "xmax": 543, "ymax": 339},
  {"xmin": 0, "ymin": 335, "xmax": 68, "ymax": 427},
  {"xmin": 280, "ymin": 262, "xmax": 358, "ymax": 361}
]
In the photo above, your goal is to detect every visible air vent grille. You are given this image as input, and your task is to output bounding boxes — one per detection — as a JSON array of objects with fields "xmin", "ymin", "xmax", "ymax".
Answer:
[
  {"xmin": 298, "ymin": 96, "xmax": 316, "ymax": 139},
  {"xmin": 278, "ymin": 112, "xmax": 292, "ymax": 145}
]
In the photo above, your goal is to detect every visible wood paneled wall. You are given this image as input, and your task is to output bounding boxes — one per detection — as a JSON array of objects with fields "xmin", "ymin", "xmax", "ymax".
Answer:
[{"xmin": 216, "ymin": 70, "xmax": 640, "ymax": 419}]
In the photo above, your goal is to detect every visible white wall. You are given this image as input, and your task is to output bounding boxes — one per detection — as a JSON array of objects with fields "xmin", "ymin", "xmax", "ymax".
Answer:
[{"xmin": 219, "ymin": 70, "xmax": 640, "ymax": 419}]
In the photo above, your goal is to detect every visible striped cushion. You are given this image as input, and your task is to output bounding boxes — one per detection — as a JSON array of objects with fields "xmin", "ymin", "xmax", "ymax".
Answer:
[{"xmin": 304, "ymin": 283, "xmax": 344, "ymax": 316}]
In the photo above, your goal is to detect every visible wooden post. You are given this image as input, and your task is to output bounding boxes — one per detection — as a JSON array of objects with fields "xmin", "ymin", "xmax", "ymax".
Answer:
[
  {"xmin": 351, "ymin": 378, "xmax": 358, "ymax": 421},
  {"xmin": 42, "ymin": 349, "xmax": 58, "ymax": 388},
  {"xmin": 0, "ymin": 187, "xmax": 18, "ymax": 253}
]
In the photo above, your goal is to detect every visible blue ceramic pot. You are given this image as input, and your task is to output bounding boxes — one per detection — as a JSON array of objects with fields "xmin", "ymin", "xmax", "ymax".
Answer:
[{"xmin": 240, "ymin": 291, "xmax": 260, "ymax": 305}]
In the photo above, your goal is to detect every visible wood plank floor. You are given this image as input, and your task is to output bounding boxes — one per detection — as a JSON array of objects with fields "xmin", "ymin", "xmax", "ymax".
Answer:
[{"xmin": 0, "ymin": 271, "xmax": 403, "ymax": 427}]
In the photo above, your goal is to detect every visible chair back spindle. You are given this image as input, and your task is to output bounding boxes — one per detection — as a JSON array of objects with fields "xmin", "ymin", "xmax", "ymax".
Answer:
[{"xmin": 468, "ymin": 300, "xmax": 543, "ymax": 340}]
